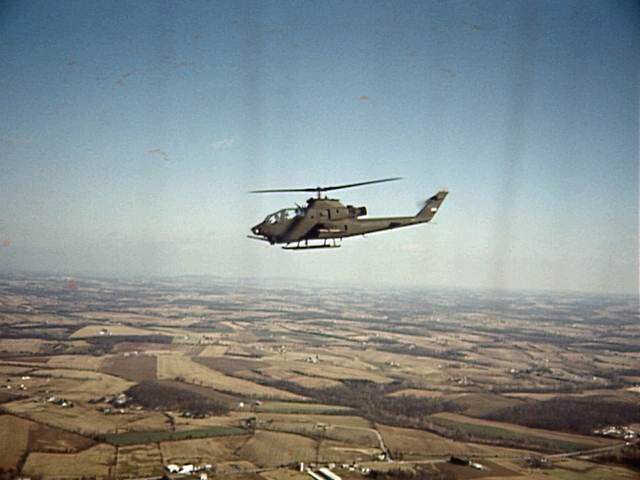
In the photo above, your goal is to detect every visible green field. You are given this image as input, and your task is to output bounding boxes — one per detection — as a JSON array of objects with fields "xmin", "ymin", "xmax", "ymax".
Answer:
[{"xmin": 99, "ymin": 426, "xmax": 246, "ymax": 446}]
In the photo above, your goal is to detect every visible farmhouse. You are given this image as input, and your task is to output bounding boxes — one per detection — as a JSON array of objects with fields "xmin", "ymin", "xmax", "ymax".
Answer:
[
  {"xmin": 165, "ymin": 463, "xmax": 212, "ymax": 476},
  {"xmin": 593, "ymin": 425, "xmax": 638, "ymax": 440},
  {"xmin": 179, "ymin": 465, "xmax": 194, "ymax": 474}
]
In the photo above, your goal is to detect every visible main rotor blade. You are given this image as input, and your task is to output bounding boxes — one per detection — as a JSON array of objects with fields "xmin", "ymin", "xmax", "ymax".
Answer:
[
  {"xmin": 249, "ymin": 177, "xmax": 402, "ymax": 194},
  {"xmin": 321, "ymin": 177, "xmax": 402, "ymax": 192},
  {"xmin": 249, "ymin": 187, "xmax": 321, "ymax": 193}
]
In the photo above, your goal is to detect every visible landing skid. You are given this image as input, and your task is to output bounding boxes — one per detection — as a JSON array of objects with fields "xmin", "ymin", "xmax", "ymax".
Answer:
[{"xmin": 282, "ymin": 239, "xmax": 341, "ymax": 250}]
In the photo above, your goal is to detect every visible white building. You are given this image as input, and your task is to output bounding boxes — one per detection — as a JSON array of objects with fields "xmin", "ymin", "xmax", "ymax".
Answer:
[{"xmin": 318, "ymin": 467, "xmax": 342, "ymax": 480}]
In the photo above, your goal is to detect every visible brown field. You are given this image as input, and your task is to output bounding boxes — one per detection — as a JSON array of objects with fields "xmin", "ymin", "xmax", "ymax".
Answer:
[
  {"xmin": 378, "ymin": 423, "xmax": 478, "ymax": 458},
  {"xmin": 70, "ymin": 324, "xmax": 159, "ymax": 338},
  {"xmin": 539, "ymin": 458, "xmax": 640, "ymax": 480},
  {"xmin": 503, "ymin": 392, "xmax": 566, "ymax": 401},
  {"xmin": 265, "ymin": 421, "xmax": 380, "ymax": 447},
  {"xmin": 255, "ymin": 401, "xmax": 353, "ymax": 414},
  {"xmin": 74, "ymin": 311, "xmax": 169, "ymax": 325},
  {"xmin": 172, "ymin": 411, "xmax": 250, "ymax": 430},
  {"xmin": 101, "ymin": 353, "xmax": 157, "ymax": 382},
  {"xmin": 195, "ymin": 355, "xmax": 268, "ymax": 374},
  {"xmin": 119, "ymin": 412, "xmax": 171, "ymax": 432},
  {"xmin": 111, "ymin": 341, "xmax": 176, "ymax": 353},
  {"xmin": 0, "ymin": 364, "xmax": 34, "ymax": 374},
  {"xmin": 0, "ymin": 390, "xmax": 24, "ymax": 403},
  {"xmin": 160, "ymin": 436, "xmax": 247, "ymax": 465},
  {"xmin": 377, "ymin": 424, "xmax": 536, "ymax": 460},
  {"xmin": 260, "ymin": 468, "xmax": 309, "ymax": 480},
  {"xmin": 115, "ymin": 443, "xmax": 163, "ymax": 478},
  {"xmin": 0, "ymin": 338, "xmax": 49, "ymax": 353},
  {"xmin": 157, "ymin": 379, "xmax": 240, "ymax": 406},
  {"xmin": 215, "ymin": 460, "xmax": 259, "ymax": 476},
  {"xmin": 448, "ymin": 393, "xmax": 527, "ymax": 417},
  {"xmin": 60, "ymin": 371, "xmax": 135, "ymax": 401},
  {"xmin": 504, "ymin": 388, "xmax": 639, "ymax": 401},
  {"xmin": 47, "ymin": 354, "xmax": 105, "ymax": 371},
  {"xmin": 387, "ymin": 389, "xmax": 447, "ymax": 398},
  {"xmin": 0, "ymin": 413, "xmax": 95, "ymax": 471},
  {"xmin": 434, "ymin": 458, "xmax": 521, "ymax": 479},
  {"xmin": 330, "ymin": 346, "xmax": 442, "ymax": 378},
  {"xmin": 4, "ymin": 357, "xmax": 52, "ymax": 366},
  {"xmin": 328, "ymin": 426, "xmax": 381, "ymax": 447},
  {"xmin": 224, "ymin": 344, "xmax": 268, "ymax": 357},
  {"xmin": 9, "ymin": 375, "xmax": 84, "ymax": 396},
  {"xmin": 255, "ymin": 413, "xmax": 371, "ymax": 428},
  {"xmin": 318, "ymin": 440, "xmax": 381, "ymax": 463},
  {"xmin": 236, "ymin": 430, "xmax": 318, "ymax": 467},
  {"xmin": 29, "ymin": 422, "xmax": 95, "ymax": 453},
  {"xmin": 198, "ymin": 345, "xmax": 229, "ymax": 357},
  {"xmin": 22, "ymin": 443, "xmax": 116, "ymax": 479},
  {"xmin": 286, "ymin": 363, "xmax": 392, "ymax": 384},
  {"xmin": 4, "ymin": 399, "xmax": 161, "ymax": 435},
  {"xmin": 157, "ymin": 354, "xmax": 304, "ymax": 400},
  {"xmin": 0, "ymin": 415, "xmax": 30, "ymax": 470},
  {"xmin": 287, "ymin": 375, "xmax": 343, "ymax": 389},
  {"xmin": 431, "ymin": 413, "xmax": 616, "ymax": 447}
]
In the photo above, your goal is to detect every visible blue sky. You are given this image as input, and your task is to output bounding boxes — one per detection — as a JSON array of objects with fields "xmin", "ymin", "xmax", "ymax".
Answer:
[{"xmin": 1, "ymin": 0, "xmax": 638, "ymax": 294}]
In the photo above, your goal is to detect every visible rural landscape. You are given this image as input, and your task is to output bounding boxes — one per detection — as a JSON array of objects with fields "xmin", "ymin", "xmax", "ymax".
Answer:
[{"xmin": 0, "ymin": 272, "xmax": 639, "ymax": 480}]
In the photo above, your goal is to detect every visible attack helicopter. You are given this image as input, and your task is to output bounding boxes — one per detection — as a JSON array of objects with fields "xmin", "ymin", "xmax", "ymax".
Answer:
[{"xmin": 248, "ymin": 177, "xmax": 448, "ymax": 250}]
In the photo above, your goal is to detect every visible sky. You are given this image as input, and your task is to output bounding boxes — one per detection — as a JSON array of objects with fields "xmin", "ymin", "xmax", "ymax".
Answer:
[{"xmin": 1, "ymin": 0, "xmax": 638, "ymax": 294}]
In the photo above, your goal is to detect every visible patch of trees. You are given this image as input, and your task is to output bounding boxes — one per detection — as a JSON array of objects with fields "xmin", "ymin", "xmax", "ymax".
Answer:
[
  {"xmin": 593, "ymin": 444, "xmax": 640, "ymax": 470},
  {"xmin": 0, "ymin": 327, "xmax": 69, "ymax": 340},
  {"xmin": 257, "ymin": 378, "xmax": 461, "ymax": 428},
  {"xmin": 125, "ymin": 381, "xmax": 229, "ymax": 416},
  {"xmin": 0, "ymin": 391, "xmax": 26, "ymax": 404},
  {"xmin": 373, "ymin": 340, "xmax": 464, "ymax": 360},
  {"xmin": 579, "ymin": 342, "xmax": 640, "ymax": 353},
  {"xmin": 187, "ymin": 321, "xmax": 235, "ymax": 332},
  {"xmin": 368, "ymin": 467, "xmax": 455, "ymax": 480},
  {"xmin": 310, "ymin": 380, "xmax": 462, "ymax": 421},
  {"xmin": 483, "ymin": 397, "xmax": 640, "ymax": 435}
]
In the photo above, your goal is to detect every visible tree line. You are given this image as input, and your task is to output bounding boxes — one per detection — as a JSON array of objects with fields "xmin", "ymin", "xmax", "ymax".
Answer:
[{"xmin": 483, "ymin": 396, "xmax": 640, "ymax": 435}]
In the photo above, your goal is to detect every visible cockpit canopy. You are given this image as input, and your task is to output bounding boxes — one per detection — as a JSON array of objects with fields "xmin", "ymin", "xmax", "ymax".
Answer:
[{"xmin": 264, "ymin": 207, "xmax": 304, "ymax": 224}]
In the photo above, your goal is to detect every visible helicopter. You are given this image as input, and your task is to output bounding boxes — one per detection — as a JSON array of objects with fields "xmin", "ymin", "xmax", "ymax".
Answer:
[{"xmin": 248, "ymin": 177, "xmax": 448, "ymax": 250}]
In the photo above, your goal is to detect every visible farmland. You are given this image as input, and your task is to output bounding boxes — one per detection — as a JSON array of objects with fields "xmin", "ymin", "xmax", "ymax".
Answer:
[
  {"xmin": 0, "ymin": 273, "xmax": 638, "ymax": 479},
  {"xmin": 21, "ymin": 443, "xmax": 116, "ymax": 479},
  {"xmin": 100, "ymin": 426, "xmax": 246, "ymax": 446}
]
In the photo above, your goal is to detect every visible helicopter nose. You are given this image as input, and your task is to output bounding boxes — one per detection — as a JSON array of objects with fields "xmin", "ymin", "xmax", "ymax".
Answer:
[{"xmin": 251, "ymin": 225, "xmax": 261, "ymax": 235}]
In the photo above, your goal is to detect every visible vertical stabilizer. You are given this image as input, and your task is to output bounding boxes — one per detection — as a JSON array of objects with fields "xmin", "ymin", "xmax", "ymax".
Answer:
[{"xmin": 416, "ymin": 190, "xmax": 448, "ymax": 221}]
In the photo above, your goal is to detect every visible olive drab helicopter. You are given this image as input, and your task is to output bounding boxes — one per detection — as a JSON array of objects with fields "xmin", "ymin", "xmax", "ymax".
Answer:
[{"xmin": 248, "ymin": 177, "xmax": 448, "ymax": 250}]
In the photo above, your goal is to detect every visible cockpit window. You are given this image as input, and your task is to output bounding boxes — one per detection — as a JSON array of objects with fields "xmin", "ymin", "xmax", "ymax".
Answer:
[{"xmin": 264, "ymin": 208, "xmax": 302, "ymax": 224}]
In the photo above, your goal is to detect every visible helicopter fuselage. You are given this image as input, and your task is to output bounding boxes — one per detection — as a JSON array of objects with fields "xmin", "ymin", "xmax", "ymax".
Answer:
[{"xmin": 250, "ymin": 191, "xmax": 448, "ymax": 248}]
